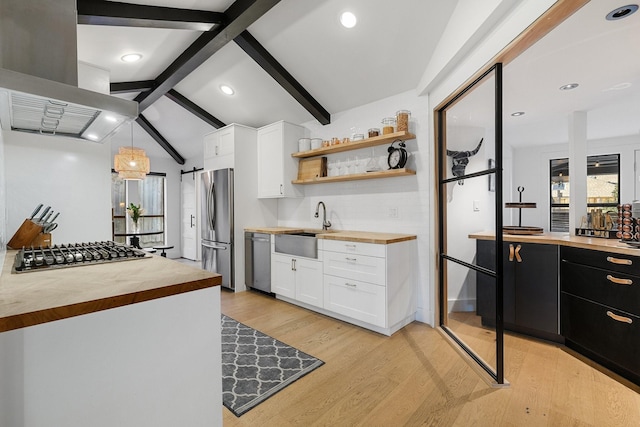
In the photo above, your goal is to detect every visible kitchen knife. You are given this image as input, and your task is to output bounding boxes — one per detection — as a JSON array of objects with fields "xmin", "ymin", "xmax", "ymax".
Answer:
[
  {"xmin": 37, "ymin": 206, "xmax": 50, "ymax": 223},
  {"xmin": 29, "ymin": 204, "xmax": 43, "ymax": 220},
  {"xmin": 42, "ymin": 211, "xmax": 53, "ymax": 224}
]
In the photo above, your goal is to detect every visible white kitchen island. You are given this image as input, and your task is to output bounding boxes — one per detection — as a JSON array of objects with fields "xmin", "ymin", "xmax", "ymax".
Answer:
[{"xmin": 0, "ymin": 251, "xmax": 222, "ymax": 427}]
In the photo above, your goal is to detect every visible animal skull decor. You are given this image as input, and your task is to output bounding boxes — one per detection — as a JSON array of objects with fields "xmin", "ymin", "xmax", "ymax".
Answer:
[{"xmin": 446, "ymin": 138, "xmax": 483, "ymax": 185}]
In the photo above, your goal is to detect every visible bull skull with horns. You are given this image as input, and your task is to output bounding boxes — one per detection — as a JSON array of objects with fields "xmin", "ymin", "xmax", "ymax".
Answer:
[{"xmin": 446, "ymin": 138, "xmax": 483, "ymax": 185}]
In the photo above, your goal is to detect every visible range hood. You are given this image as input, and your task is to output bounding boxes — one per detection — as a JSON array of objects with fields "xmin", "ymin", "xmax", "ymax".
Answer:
[{"xmin": 0, "ymin": 0, "xmax": 138, "ymax": 142}]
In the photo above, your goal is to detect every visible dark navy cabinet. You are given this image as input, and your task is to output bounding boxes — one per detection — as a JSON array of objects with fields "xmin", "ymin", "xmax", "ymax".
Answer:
[
  {"xmin": 561, "ymin": 246, "xmax": 640, "ymax": 386},
  {"xmin": 476, "ymin": 240, "xmax": 561, "ymax": 342}
]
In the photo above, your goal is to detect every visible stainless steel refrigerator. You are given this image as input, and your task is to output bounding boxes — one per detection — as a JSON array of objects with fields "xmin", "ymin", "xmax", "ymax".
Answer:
[{"xmin": 201, "ymin": 168, "xmax": 234, "ymax": 290}]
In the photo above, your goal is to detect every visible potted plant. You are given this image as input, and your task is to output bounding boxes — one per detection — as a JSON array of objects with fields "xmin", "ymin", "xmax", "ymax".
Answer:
[{"xmin": 127, "ymin": 203, "xmax": 144, "ymax": 233}]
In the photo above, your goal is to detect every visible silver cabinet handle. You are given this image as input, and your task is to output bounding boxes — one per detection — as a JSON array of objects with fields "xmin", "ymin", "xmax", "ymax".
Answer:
[
  {"xmin": 280, "ymin": 184, "xmax": 284, "ymax": 195},
  {"xmin": 345, "ymin": 257, "xmax": 357, "ymax": 262},
  {"xmin": 606, "ymin": 311, "xmax": 633, "ymax": 324},
  {"xmin": 607, "ymin": 256, "xmax": 632, "ymax": 266},
  {"xmin": 215, "ymin": 145, "xmax": 219, "ymax": 156},
  {"xmin": 606, "ymin": 275, "xmax": 633, "ymax": 285},
  {"xmin": 190, "ymin": 214, "xmax": 195, "ymax": 228},
  {"xmin": 345, "ymin": 244, "xmax": 356, "ymax": 250},
  {"xmin": 344, "ymin": 282, "xmax": 357, "ymax": 288},
  {"xmin": 292, "ymin": 258, "xmax": 297, "ymax": 271}
]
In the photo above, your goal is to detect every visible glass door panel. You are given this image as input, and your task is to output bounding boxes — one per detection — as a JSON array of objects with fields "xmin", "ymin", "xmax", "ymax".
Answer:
[{"xmin": 438, "ymin": 64, "xmax": 504, "ymax": 384}]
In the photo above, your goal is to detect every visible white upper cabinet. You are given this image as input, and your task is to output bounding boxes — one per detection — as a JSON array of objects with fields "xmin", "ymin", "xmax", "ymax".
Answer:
[
  {"xmin": 257, "ymin": 121, "xmax": 305, "ymax": 198},
  {"xmin": 203, "ymin": 125, "xmax": 237, "ymax": 170}
]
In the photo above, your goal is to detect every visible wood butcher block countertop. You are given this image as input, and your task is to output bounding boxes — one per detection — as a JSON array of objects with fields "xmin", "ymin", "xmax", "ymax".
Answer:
[
  {"xmin": 244, "ymin": 227, "xmax": 416, "ymax": 244},
  {"xmin": 469, "ymin": 231, "xmax": 640, "ymax": 257},
  {"xmin": 0, "ymin": 251, "xmax": 221, "ymax": 333}
]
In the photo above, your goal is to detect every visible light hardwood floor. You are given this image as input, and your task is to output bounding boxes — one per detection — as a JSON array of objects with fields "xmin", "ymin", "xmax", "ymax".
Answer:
[{"xmin": 221, "ymin": 290, "xmax": 640, "ymax": 426}]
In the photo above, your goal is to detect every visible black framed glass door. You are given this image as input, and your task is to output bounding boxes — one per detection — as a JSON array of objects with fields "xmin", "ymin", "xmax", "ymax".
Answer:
[{"xmin": 436, "ymin": 63, "xmax": 505, "ymax": 384}]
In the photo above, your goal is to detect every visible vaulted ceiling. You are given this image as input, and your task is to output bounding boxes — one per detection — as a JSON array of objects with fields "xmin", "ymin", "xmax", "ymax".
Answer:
[{"xmin": 76, "ymin": 0, "xmax": 458, "ymax": 164}]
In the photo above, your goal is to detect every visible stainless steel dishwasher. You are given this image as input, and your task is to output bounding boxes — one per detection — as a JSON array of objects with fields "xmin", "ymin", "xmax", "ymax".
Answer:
[{"xmin": 244, "ymin": 232, "xmax": 271, "ymax": 293}]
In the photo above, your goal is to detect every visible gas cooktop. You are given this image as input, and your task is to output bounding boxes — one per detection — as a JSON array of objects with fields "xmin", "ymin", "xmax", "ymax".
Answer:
[{"xmin": 13, "ymin": 241, "xmax": 150, "ymax": 273}]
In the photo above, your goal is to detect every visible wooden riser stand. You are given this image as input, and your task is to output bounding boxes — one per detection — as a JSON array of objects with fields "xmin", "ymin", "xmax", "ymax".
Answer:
[{"xmin": 7, "ymin": 219, "xmax": 52, "ymax": 249}]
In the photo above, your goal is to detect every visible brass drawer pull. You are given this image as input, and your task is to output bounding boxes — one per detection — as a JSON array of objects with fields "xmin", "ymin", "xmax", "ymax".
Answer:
[
  {"xmin": 606, "ymin": 275, "xmax": 633, "ymax": 285},
  {"xmin": 509, "ymin": 244, "xmax": 514, "ymax": 262},
  {"xmin": 606, "ymin": 311, "xmax": 633, "ymax": 324},
  {"xmin": 514, "ymin": 244, "xmax": 522, "ymax": 263},
  {"xmin": 606, "ymin": 256, "xmax": 632, "ymax": 266}
]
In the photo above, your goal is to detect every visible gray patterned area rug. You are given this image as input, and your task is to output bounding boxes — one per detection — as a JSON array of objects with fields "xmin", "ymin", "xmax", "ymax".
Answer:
[{"xmin": 221, "ymin": 315, "xmax": 324, "ymax": 417}]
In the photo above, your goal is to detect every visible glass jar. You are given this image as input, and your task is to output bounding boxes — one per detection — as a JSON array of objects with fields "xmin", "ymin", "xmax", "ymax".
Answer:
[
  {"xmin": 298, "ymin": 138, "xmax": 311, "ymax": 152},
  {"xmin": 310, "ymin": 138, "xmax": 323, "ymax": 150},
  {"xmin": 381, "ymin": 117, "xmax": 396, "ymax": 135},
  {"xmin": 396, "ymin": 110, "xmax": 411, "ymax": 132},
  {"xmin": 352, "ymin": 134, "xmax": 364, "ymax": 141},
  {"xmin": 368, "ymin": 128, "xmax": 380, "ymax": 138}
]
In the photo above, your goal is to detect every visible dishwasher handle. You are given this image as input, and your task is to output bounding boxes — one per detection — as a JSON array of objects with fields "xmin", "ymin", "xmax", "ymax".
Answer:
[{"xmin": 202, "ymin": 243, "xmax": 228, "ymax": 250}]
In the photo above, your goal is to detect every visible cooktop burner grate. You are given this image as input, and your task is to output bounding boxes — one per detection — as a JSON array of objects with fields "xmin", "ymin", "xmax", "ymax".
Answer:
[{"xmin": 13, "ymin": 241, "xmax": 150, "ymax": 273}]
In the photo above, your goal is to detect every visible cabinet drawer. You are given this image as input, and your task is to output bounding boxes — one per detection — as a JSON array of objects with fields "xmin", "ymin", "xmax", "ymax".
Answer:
[
  {"xmin": 323, "ymin": 275, "xmax": 386, "ymax": 327},
  {"xmin": 561, "ymin": 246, "xmax": 640, "ymax": 276},
  {"xmin": 561, "ymin": 293, "xmax": 640, "ymax": 379},
  {"xmin": 323, "ymin": 251, "xmax": 386, "ymax": 286},
  {"xmin": 562, "ymin": 261, "xmax": 640, "ymax": 315},
  {"xmin": 321, "ymin": 240, "xmax": 386, "ymax": 258}
]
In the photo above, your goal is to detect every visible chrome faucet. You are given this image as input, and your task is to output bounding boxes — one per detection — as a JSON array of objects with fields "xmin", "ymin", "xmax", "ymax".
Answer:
[{"xmin": 315, "ymin": 201, "xmax": 331, "ymax": 230}]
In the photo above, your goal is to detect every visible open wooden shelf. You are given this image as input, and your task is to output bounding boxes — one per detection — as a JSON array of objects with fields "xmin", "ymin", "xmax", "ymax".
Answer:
[
  {"xmin": 291, "ymin": 131, "xmax": 416, "ymax": 158},
  {"xmin": 292, "ymin": 168, "xmax": 415, "ymax": 185}
]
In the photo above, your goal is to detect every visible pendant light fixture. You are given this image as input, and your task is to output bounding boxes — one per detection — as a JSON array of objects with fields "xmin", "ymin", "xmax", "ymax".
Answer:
[{"xmin": 114, "ymin": 122, "xmax": 150, "ymax": 180}]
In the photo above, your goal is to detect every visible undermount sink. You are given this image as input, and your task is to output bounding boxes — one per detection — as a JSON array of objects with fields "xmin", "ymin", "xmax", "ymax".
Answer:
[{"xmin": 274, "ymin": 232, "xmax": 319, "ymax": 258}]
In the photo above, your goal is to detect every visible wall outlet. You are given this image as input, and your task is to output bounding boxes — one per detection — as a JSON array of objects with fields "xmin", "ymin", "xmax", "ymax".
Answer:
[
  {"xmin": 473, "ymin": 200, "xmax": 480, "ymax": 212},
  {"xmin": 388, "ymin": 207, "xmax": 399, "ymax": 218}
]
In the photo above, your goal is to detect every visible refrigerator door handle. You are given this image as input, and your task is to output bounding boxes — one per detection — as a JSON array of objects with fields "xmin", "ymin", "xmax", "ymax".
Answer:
[
  {"xmin": 202, "ymin": 243, "xmax": 228, "ymax": 250},
  {"xmin": 208, "ymin": 182, "xmax": 216, "ymax": 231}
]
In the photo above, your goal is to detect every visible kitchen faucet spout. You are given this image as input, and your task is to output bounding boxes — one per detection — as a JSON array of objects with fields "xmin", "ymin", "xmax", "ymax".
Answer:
[{"xmin": 314, "ymin": 201, "xmax": 331, "ymax": 230}]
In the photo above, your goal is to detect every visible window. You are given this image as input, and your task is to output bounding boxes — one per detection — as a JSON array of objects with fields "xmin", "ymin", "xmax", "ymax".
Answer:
[
  {"xmin": 111, "ymin": 172, "xmax": 166, "ymax": 248},
  {"xmin": 550, "ymin": 154, "xmax": 620, "ymax": 232}
]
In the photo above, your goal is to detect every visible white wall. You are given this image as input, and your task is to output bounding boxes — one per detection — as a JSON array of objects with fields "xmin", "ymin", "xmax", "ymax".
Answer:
[
  {"xmin": 4, "ymin": 131, "xmax": 112, "ymax": 244},
  {"xmin": 0, "ymin": 129, "xmax": 6, "ymax": 262},
  {"xmin": 512, "ymin": 134, "xmax": 640, "ymax": 230},
  {"xmin": 278, "ymin": 90, "xmax": 434, "ymax": 323}
]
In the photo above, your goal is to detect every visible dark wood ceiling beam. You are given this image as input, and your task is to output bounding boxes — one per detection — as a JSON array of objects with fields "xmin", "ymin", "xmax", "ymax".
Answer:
[
  {"xmin": 234, "ymin": 30, "xmax": 330, "ymax": 125},
  {"xmin": 165, "ymin": 90, "xmax": 226, "ymax": 129},
  {"xmin": 134, "ymin": 0, "xmax": 282, "ymax": 112},
  {"xmin": 110, "ymin": 80, "xmax": 155, "ymax": 94},
  {"xmin": 136, "ymin": 114, "xmax": 185, "ymax": 165},
  {"xmin": 77, "ymin": 0, "xmax": 224, "ymax": 31}
]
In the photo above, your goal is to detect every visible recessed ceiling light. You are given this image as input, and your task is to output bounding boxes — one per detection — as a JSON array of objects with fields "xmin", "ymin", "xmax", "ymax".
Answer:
[
  {"xmin": 559, "ymin": 83, "xmax": 579, "ymax": 91},
  {"xmin": 220, "ymin": 85, "xmax": 234, "ymax": 95},
  {"xmin": 340, "ymin": 11, "xmax": 357, "ymax": 28},
  {"xmin": 606, "ymin": 4, "xmax": 638, "ymax": 20},
  {"xmin": 121, "ymin": 53, "xmax": 142, "ymax": 63},
  {"xmin": 511, "ymin": 111, "xmax": 525, "ymax": 117}
]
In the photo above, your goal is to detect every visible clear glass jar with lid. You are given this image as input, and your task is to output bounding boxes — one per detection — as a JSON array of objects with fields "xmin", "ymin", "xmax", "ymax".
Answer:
[
  {"xmin": 396, "ymin": 110, "xmax": 411, "ymax": 132},
  {"xmin": 381, "ymin": 117, "xmax": 396, "ymax": 135}
]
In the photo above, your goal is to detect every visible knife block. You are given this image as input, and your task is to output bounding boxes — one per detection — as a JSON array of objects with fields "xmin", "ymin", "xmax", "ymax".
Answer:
[{"xmin": 7, "ymin": 219, "xmax": 44, "ymax": 249}]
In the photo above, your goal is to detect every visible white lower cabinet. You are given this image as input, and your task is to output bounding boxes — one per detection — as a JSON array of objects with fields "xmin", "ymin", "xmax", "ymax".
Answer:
[
  {"xmin": 271, "ymin": 253, "xmax": 323, "ymax": 307},
  {"xmin": 323, "ymin": 275, "xmax": 386, "ymax": 327},
  {"xmin": 272, "ymin": 236, "xmax": 416, "ymax": 336}
]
